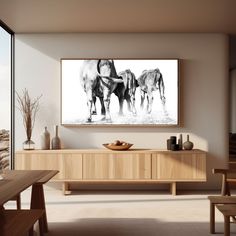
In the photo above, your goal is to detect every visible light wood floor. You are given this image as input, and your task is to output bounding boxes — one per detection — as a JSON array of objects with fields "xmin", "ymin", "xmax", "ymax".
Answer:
[{"xmin": 5, "ymin": 186, "xmax": 236, "ymax": 236}]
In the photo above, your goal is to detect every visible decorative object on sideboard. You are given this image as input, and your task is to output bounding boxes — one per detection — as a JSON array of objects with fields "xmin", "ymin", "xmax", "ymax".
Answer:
[
  {"xmin": 40, "ymin": 127, "xmax": 50, "ymax": 150},
  {"xmin": 0, "ymin": 129, "xmax": 9, "ymax": 171},
  {"xmin": 183, "ymin": 134, "xmax": 194, "ymax": 150},
  {"xmin": 167, "ymin": 136, "xmax": 179, "ymax": 151},
  {"xmin": 103, "ymin": 140, "xmax": 133, "ymax": 150},
  {"xmin": 51, "ymin": 125, "xmax": 61, "ymax": 149},
  {"xmin": 167, "ymin": 139, "xmax": 171, "ymax": 150},
  {"xmin": 178, "ymin": 134, "xmax": 183, "ymax": 150},
  {"xmin": 171, "ymin": 143, "xmax": 179, "ymax": 151},
  {"xmin": 16, "ymin": 89, "xmax": 42, "ymax": 150},
  {"xmin": 170, "ymin": 136, "xmax": 176, "ymax": 145}
]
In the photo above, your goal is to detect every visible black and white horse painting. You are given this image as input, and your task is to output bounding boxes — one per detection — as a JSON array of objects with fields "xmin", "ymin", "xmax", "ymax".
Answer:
[{"xmin": 61, "ymin": 59, "xmax": 179, "ymax": 126}]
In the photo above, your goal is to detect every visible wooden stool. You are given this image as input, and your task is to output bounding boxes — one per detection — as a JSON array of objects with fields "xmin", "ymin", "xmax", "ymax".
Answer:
[
  {"xmin": 0, "ymin": 209, "xmax": 45, "ymax": 236},
  {"xmin": 208, "ymin": 196, "xmax": 236, "ymax": 234},
  {"xmin": 216, "ymin": 204, "xmax": 236, "ymax": 236}
]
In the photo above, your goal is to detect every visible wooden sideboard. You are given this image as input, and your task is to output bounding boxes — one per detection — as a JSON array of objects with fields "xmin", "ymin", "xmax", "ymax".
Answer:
[{"xmin": 15, "ymin": 149, "xmax": 207, "ymax": 195}]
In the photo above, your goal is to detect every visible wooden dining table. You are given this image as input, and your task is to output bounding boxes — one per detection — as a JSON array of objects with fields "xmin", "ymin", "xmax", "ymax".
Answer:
[{"xmin": 0, "ymin": 170, "xmax": 58, "ymax": 233}]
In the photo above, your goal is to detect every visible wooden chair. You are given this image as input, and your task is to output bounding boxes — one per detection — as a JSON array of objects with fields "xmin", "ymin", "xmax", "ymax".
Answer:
[{"xmin": 208, "ymin": 168, "xmax": 236, "ymax": 235}]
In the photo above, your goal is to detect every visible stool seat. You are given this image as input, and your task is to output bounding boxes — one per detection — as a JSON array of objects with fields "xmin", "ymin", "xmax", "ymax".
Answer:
[
  {"xmin": 208, "ymin": 196, "xmax": 236, "ymax": 204},
  {"xmin": 0, "ymin": 209, "xmax": 44, "ymax": 236}
]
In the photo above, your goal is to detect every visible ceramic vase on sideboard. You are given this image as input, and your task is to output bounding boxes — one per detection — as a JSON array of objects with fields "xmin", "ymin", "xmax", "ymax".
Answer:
[
  {"xmin": 51, "ymin": 125, "xmax": 61, "ymax": 150},
  {"xmin": 40, "ymin": 127, "xmax": 50, "ymax": 150},
  {"xmin": 183, "ymin": 134, "xmax": 194, "ymax": 150}
]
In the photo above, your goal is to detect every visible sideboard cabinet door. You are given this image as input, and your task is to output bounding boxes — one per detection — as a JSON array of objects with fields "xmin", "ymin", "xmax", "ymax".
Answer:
[
  {"xmin": 83, "ymin": 153, "xmax": 151, "ymax": 180},
  {"xmin": 152, "ymin": 152, "xmax": 206, "ymax": 181},
  {"xmin": 63, "ymin": 154, "xmax": 82, "ymax": 180},
  {"xmin": 15, "ymin": 153, "xmax": 64, "ymax": 180}
]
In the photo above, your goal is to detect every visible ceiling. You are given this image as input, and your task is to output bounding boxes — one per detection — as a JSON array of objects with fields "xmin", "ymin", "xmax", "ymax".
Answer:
[{"xmin": 0, "ymin": 0, "xmax": 236, "ymax": 34}]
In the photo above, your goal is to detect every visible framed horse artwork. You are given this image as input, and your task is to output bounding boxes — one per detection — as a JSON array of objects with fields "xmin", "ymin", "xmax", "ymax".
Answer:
[{"xmin": 61, "ymin": 59, "xmax": 179, "ymax": 126}]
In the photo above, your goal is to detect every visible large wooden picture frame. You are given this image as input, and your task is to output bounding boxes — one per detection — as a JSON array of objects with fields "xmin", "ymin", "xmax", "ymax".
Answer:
[{"xmin": 61, "ymin": 59, "xmax": 179, "ymax": 126}]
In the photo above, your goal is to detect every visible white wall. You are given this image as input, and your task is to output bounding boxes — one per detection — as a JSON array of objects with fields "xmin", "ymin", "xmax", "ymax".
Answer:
[{"xmin": 15, "ymin": 33, "xmax": 229, "ymax": 189}]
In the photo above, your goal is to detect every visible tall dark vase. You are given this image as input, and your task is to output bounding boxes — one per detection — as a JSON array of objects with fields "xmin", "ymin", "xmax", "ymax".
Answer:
[
  {"xmin": 178, "ymin": 134, "xmax": 183, "ymax": 150},
  {"xmin": 51, "ymin": 125, "xmax": 61, "ymax": 150}
]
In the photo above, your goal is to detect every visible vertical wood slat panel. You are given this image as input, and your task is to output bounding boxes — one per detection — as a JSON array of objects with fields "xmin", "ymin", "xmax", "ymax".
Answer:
[
  {"xmin": 15, "ymin": 153, "xmax": 83, "ymax": 180},
  {"xmin": 82, "ymin": 153, "xmax": 151, "ymax": 180},
  {"xmin": 15, "ymin": 150, "xmax": 206, "ymax": 182},
  {"xmin": 152, "ymin": 152, "xmax": 206, "ymax": 180}
]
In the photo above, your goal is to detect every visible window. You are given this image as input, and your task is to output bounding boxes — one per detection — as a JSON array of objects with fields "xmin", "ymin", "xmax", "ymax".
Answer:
[{"xmin": 0, "ymin": 20, "xmax": 14, "ymax": 169}]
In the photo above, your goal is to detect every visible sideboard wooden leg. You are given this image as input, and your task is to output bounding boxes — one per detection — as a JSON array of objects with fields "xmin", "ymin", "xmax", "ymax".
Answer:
[
  {"xmin": 62, "ymin": 182, "xmax": 71, "ymax": 195},
  {"xmin": 170, "ymin": 182, "xmax": 177, "ymax": 195}
]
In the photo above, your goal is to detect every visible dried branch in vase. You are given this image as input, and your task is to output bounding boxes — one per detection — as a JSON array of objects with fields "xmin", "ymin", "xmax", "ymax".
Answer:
[{"xmin": 16, "ymin": 89, "xmax": 42, "ymax": 144}]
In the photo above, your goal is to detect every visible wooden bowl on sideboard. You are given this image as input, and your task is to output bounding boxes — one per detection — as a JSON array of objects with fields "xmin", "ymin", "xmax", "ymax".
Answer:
[{"xmin": 103, "ymin": 143, "xmax": 133, "ymax": 151}]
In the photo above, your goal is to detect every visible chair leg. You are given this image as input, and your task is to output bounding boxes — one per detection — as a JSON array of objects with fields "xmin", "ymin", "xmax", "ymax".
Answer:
[
  {"xmin": 31, "ymin": 184, "xmax": 48, "ymax": 233},
  {"xmin": 221, "ymin": 173, "xmax": 227, "ymax": 196},
  {"xmin": 39, "ymin": 217, "xmax": 44, "ymax": 236},
  {"xmin": 16, "ymin": 194, "xmax": 21, "ymax": 210},
  {"xmin": 29, "ymin": 226, "xmax": 34, "ymax": 236},
  {"xmin": 28, "ymin": 218, "xmax": 44, "ymax": 236},
  {"xmin": 224, "ymin": 181, "xmax": 230, "ymax": 196},
  {"xmin": 224, "ymin": 216, "xmax": 230, "ymax": 236},
  {"xmin": 210, "ymin": 202, "xmax": 215, "ymax": 234}
]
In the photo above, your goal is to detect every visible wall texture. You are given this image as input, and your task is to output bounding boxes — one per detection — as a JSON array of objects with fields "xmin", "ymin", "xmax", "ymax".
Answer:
[{"xmin": 15, "ymin": 33, "xmax": 229, "ymax": 189}]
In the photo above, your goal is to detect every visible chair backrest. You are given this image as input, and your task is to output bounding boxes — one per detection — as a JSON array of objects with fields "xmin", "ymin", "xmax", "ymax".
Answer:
[{"xmin": 212, "ymin": 168, "xmax": 236, "ymax": 196}]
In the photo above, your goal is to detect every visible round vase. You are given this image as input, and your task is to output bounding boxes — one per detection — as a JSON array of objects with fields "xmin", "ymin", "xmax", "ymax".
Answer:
[{"xmin": 183, "ymin": 135, "xmax": 194, "ymax": 150}]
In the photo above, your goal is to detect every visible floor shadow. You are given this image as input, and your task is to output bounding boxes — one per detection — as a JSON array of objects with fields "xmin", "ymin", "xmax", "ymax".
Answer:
[{"xmin": 44, "ymin": 218, "xmax": 236, "ymax": 236}]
